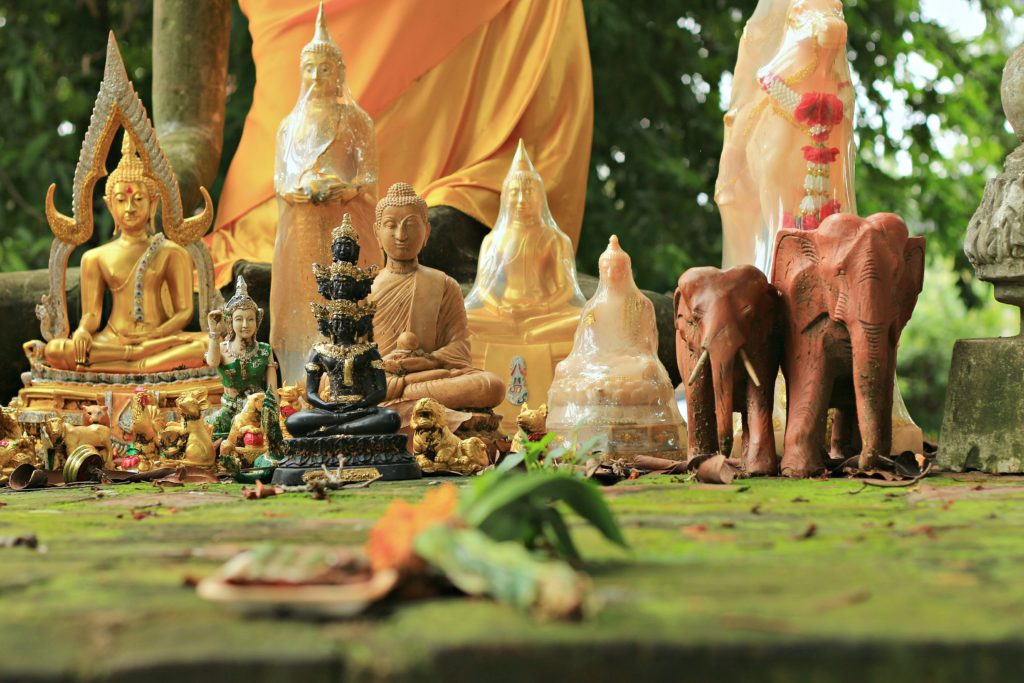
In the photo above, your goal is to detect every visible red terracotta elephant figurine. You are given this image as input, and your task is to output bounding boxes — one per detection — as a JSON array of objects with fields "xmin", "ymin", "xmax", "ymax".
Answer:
[
  {"xmin": 675, "ymin": 265, "xmax": 781, "ymax": 475},
  {"xmin": 771, "ymin": 213, "xmax": 925, "ymax": 477}
]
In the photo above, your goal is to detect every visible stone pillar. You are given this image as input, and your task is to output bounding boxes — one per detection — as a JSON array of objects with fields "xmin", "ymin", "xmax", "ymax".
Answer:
[{"xmin": 939, "ymin": 45, "xmax": 1024, "ymax": 472}]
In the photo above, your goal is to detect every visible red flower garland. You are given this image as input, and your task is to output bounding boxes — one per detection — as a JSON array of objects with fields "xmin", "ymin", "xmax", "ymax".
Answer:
[
  {"xmin": 795, "ymin": 93, "xmax": 844, "ymax": 127},
  {"xmin": 802, "ymin": 145, "xmax": 840, "ymax": 164}
]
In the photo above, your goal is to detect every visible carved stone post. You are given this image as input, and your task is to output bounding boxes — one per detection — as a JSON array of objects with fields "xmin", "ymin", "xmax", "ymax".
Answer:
[{"xmin": 939, "ymin": 45, "xmax": 1024, "ymax": 472}]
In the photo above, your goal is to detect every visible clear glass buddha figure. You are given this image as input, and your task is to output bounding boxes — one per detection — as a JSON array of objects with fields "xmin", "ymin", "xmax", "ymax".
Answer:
[
  {"xmin": 547, "ymin": 236, "xmax": 686, "ymax": 461},
  {"xmin": 464, "ymin": 140, "xmax": 585, "ymax": 431},
  {"xmin": 272, "ymin": 0, "xmax": 382, "ymax": 385},
  {"xmin": 39, "ymin": 136, "xmax": 208, "ymax": 373}
]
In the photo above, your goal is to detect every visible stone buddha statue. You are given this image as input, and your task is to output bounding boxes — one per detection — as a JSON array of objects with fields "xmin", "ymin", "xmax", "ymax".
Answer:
[
  {"xmin": 547, "ymin": 236, "xmax": 686, "ymax": 462},
  {"xmin": 40, "ymin": 136, "xmax": 208, "ymax": 373},
  {"xmin": 369, "ymin": 183, "xmax": 505, "ymax": 412},
  {"xmin": 464, "ymin": 140, "xmax": 585, "ymax": 430}
]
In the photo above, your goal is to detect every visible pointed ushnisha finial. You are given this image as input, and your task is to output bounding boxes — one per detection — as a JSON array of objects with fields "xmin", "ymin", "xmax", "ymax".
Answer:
[
  {"xmin": 599, "ymin": 234, "xmax": 631, "ymax": 268},
  {"xmin": 302, "ymin": 0, "xmax": 344, "ymax": 62},
  {"xmin": 511, "ymin": 138, "xmax": 537, "ymax": 174}
]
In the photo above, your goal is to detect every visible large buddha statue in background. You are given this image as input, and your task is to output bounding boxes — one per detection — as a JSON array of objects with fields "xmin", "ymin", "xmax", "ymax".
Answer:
[
  {"xmin": 40, "ymin": 136, "xmax": 208, "ymax": 373},
  {"xmin": 464, "ymin": 140, "xmax": 585, "ymax": 431}
]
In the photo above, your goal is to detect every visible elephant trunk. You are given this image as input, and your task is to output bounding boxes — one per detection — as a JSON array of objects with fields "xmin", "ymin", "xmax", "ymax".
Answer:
[
  {"xmin": 706, "ymin": 321, "xmax": 742, "ymax": 456},
  {"xmin": 849, "ymin": 320, "xmax": 895, "ymax": 469}
]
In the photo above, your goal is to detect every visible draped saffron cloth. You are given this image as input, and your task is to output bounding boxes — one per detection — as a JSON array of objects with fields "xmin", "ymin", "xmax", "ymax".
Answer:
[{"xmin": 206, "ymin": 0, "xmax": 594, "ymax": 288}]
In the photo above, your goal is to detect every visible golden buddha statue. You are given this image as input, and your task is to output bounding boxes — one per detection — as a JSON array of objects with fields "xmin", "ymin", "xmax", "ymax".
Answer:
[
  {"xmin": 39, "ymin": 136, "xmax": 208, "ymax": 373},
  {"xmin": 464, "ymin": 140, "xmax": 585, "ymax": 431},
  {"xmin": 18, "ymin": 33, "xmax": 223, "ymax": 441},
  {"xmin": 272, "ymin": 1, "xmax": 383, "ymax": 385},
  {"xmin": 370, "ymin": 183, "xmax": 505, "ymax": 415}
]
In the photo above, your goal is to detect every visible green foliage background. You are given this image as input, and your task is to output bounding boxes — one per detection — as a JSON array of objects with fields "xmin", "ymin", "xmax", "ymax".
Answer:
[{"xmin": 0, "ymin": 1, "xmax": 1020, "ymax": 436}]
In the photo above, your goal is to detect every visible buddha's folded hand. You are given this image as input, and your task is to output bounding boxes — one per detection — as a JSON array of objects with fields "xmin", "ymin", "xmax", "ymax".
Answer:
[{"xmin": 72, "ymin": 329, "xmax": 93, "ymax": 364}]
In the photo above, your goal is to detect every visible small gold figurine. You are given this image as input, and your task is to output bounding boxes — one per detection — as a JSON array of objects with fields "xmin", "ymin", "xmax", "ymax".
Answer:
[
  {"xmin": 43, "ymin": 414, "xmax": 113, "ymax": 470},
  {"xmin": 411, "ymin": 398, "xmax": 490, "ymax": 475},
  {"xmin": 509, "ymin": 402, "xmax": 548, "ymax": 454},
  {"xmin": 163, "ymin": 389, "xmax": 216, "ymax": 469},
  {"xmin": 464, "ymin": 141, "xmax": 586, "ymax": 431},
  {"xmin": 0, "ymin": 407, "xmax": 44, "ymax": 486}
]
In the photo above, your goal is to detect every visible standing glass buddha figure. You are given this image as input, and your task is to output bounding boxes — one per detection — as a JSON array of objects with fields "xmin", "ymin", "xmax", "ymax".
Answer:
[
  {"xmin": 205, "ymin": 275, "xmax": 278, "ymax": 440},
  {"xmin": 272, "ymin": 0, "xmax": 382, "ymax": 385},
  {"xmin": 464, "ymin": 140, "xmax": 585, "ymax": 431}
]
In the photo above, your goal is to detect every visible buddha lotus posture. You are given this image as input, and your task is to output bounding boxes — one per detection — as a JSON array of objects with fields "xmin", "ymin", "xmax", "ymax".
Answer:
[
  {"xmin": 464, "ymin": 141, "xmax": 585, "ymax": 430},
  {"xmin": 205, "ymin": 276, "xmax": 278, "ymax": 440},
  {"xmin": 370, "ymin": 183, "xmax": 505, "ymax": 410},
  {"xmin": 285, "ymin": 222, "xmax": 400, "ymax": 438},
  {"xmin": 547, "ymin": 236, "xmax": 685, "ymax": 460},
  {"xmin": 40, "ymin": 136, "xmax": 208, "ymax": 373}
]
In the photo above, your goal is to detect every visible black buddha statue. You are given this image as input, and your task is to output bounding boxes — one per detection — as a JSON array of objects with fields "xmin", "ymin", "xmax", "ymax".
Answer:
[{"xmin": 272, "ymin": 213, "xmax": 418, "ymax": 484}]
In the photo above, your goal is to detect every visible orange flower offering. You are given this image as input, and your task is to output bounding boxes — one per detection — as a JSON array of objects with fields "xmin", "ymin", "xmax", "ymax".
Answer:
[{"xmin": 365, "ymin": 484, "xmax": 459, "ymax": 573}]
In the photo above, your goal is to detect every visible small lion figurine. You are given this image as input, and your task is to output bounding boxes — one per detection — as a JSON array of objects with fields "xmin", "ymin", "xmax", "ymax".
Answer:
[
  {"xmin": 411, "ymin": 398, "xmax": 490, "ymax": 475},
  {"xmin": 220, "ymin": 392, "xmax": 266, "ymax": 464},
  {"xmin": 510, "ymin": 402, "xmax": 548, "ymax": 453}
]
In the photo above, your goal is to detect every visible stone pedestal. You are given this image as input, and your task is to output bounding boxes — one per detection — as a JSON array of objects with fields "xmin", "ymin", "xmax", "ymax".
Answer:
[
  {"xmin": 270, "ymin": 433, "xmax": 420, "ymax": 485},
  {"xmin": 938, "ymin": 336, "xmax": 1024, "ymax": 473}
]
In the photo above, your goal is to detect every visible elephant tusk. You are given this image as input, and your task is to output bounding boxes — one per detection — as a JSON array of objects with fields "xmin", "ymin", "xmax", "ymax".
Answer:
[
  {"xmin": 739, "ymin": 348, "xmax": 761, "ymax": 388},
  {"xmin": 687, "ymin": 348, "xmax": 710, "ymax": 386}
]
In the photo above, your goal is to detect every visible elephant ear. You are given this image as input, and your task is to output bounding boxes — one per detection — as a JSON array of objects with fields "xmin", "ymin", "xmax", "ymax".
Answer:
[
  {"xmin": 897, "ymin": 236, "xmax": 926, "ymax": 331},
  {"xmin": 772, "ymin": 229, "xmax": 827, "ymax": 333}
]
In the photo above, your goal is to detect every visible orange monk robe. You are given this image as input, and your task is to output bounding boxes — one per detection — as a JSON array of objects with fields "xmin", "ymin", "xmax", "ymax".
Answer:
[
  {"xmin": 370, "ymin": 266, "xmax": 504, "ymax": 408},
  {"xmin": 207, "ymin": 0, "xmax": 594, "ymax": 288}
]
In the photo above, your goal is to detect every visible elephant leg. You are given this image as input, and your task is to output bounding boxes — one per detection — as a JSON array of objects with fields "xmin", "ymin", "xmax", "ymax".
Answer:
[
  {"xmin": 744, "ymin": 369, "xmax": 778, "ymax": 476},
  {"xmin": 780, "ymin": 336, "xmax": 830, "ymax": 477},
  {"xmin": 851, "ymin": 348, "xmax": 892, "ymax": 471},
  {"xmin": 830, "ymin": 406, "xmax": 856, "ymax": 461}
]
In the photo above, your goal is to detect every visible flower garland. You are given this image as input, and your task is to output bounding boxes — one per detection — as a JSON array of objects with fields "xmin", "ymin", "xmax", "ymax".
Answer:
[{"xmin": 758, "ymin": 72, "xmax": 846, "ymax": 230}]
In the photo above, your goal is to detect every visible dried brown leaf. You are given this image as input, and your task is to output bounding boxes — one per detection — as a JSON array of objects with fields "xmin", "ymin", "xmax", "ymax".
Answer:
[{"xmin": 695, "ymin": 454, "xmax": 739, "ymax": 485}]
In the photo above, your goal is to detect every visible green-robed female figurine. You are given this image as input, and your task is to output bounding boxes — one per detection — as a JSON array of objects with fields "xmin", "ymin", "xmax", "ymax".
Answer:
[{"xmin": 205, "ymin": 276, "xmax": 278, "ymax": 439}]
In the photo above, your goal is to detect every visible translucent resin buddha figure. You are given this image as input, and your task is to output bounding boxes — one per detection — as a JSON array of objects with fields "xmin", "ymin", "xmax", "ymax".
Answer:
[
  {"xmin": 465, "ymin": 140, "xmax": 585, "ymax": 430},
  {"xmin": 370, "ymin": 183, "xmax": 505, "ymax": 413},
  {"xmin": 547, "ymin": 236, "xmax": 686, "ymax": 462},
  {"xmin": 272, "ymin": 1, "xmax": 382, "ymax": 384},
  {"xmin": 716, "ymin": 0, "xmax": 855, "ymax": 273},
  {"xmin": 38, "ymin": 135, "xmax": 208, "ymax": 373}
]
